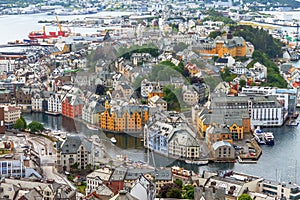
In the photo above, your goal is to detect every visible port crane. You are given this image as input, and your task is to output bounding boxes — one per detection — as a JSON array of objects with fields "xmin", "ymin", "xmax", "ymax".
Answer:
[{"xmin": 28, "ymin": 16, "xmax": 70, "ymax": 40}]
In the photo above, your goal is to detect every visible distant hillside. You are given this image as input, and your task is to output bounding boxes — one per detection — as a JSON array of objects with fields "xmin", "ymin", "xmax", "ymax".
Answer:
[
  {"xmin": 204, "ymin": 0, "xmax": 300, "ymax": 8},
  {"xmin": 0, "ymin": 0, "xmax": 43, "ymax": 4}
]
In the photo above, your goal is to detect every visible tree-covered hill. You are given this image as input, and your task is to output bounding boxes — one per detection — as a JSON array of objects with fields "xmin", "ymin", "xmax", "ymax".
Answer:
[{"xmin": 230, "ymin": 25, "xmax": 283, "ymax": 59}]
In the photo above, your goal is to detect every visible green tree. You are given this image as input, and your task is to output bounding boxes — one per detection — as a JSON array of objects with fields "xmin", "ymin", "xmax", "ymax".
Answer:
[
  {"xmin": 209, "ymin": 31, "xmax": 222, "ymax": 39},
  {"xmin": 183, "ymin": 185, "xmax": 194, "ymax": 199},
  {"xmin": 14, "ymin": 117, "xmax": 26, "ymax": 131},
  {"xmin": 239, "ymin": 79, "xmax": 247, "ymax": 89},
  {"xmin": 28, "ymin": 121, "xmax": 44, "ymax": 133},
  {"xmin": 167, "ymin": 188, "xmax": 182, "ymax": 198},
  {"xmin": 174, "ymin": 179, "xmax": 183, "ymax": 188},
  {"xmin": 173, "ymin": 42, "xmax": 188, "ymax": 53},
  {"xmin": 238, "ymin": 194, "xmax": 253, "ymax": 200}
]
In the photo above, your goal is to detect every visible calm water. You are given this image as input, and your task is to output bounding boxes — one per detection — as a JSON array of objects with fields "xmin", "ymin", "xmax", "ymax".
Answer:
[
  {"xmin": 23, "ymin": 112, "xmax": 300, "ymax": 184},
  {"xmin": 0, "ymin": 12, "xmax": 132, "ymax": 44},
  {"xmin": 3, "ymin": 12, "xmax": 300, "ymax": 184}
]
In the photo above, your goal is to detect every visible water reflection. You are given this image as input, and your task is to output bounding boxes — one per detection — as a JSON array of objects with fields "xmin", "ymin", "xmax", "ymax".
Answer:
[{"xmin": 22, "ymin": 112, "xmax": 300, "ymax": 184}]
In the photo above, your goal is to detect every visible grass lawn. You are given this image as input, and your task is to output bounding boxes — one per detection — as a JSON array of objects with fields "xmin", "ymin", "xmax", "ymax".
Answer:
[
  {"xmin": 203, "ymin": 75, "xmax": 222, "ymax": 91},
  {"xmin": 77, "ymin": 185, "xmax": 86, "ymax": 194}
]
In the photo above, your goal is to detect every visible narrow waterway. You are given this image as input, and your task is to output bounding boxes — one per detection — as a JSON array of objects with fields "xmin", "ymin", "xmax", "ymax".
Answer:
[{"xmin": 22, "ymin": 112, "xmax": 300, "ymax": 184}]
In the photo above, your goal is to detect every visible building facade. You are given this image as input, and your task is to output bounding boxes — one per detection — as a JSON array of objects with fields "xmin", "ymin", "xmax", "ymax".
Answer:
[
  {"xmin": 61, "ymin": 94, "xmax": 84, "ymax": 118},
  {"xmin": 57, "ymin": 135, "xmax": 94, "ymax": 172},
  {"xmin": 100, "ymin": 105, "xmax": 149, "ymax": 133},
  {"xmin": 3, "ymin": 105, "xmax": 21, "ymax": 125}
]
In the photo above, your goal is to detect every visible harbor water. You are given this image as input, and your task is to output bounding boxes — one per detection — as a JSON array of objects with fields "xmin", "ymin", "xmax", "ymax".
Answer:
[{"xmin": 1, "ymin": 12, "xmax": 300, "ymax": 184}]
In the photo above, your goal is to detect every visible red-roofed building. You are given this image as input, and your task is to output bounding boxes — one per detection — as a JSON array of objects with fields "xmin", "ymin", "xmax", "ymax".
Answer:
[
  {"xmin": 184, "ymin": 63, "xmax": 201, "ymax": 76},
  {"xmin": 293, "ymin": 82, "xmax": 300, "ymax": 88},
  {"xmin": 62, "ymin": 95, "xmax": 84, "ymax": 119}
]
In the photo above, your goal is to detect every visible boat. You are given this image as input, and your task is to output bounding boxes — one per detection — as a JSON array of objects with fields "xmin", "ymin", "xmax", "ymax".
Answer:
[
  {"xmin": 253, "ymin": 127, "xmax": 274, "ymax": 145},
  {"xmin": 263, "ymin": 132, "xmax": 274, "ymax": 145},
  {"xmin": 44, "ymin": 111, "xmax": 61, "ymax": 116},
  {"xmin": 185, "ymin": 160, "xmax": 209, "ymax": 165},
  {"xmin": 286, "ymin": 119, "xmax": 299, "ymax": 126},
  {"xmin": 110, "ymin": 137, "xmax": 117, "ymax": 144},
  {"xmin": 86, "ymin": 124, "xmax": 99, "ymax": 131},
  {"xmin": 28, "ymin": 16, "xmax": 70, "ymax": 40}
]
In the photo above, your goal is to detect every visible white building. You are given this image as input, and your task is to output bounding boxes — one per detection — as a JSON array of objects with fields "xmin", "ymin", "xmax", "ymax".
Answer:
[
  {"xmin": 82, "ymin": 101, "xmax": 104, "ymax": 125},
  {"xmin": 144, "ymin": 111, "xmax": 202, "ymax": 160},
  {"xmin": 47, "ymin": 93, "xmax": 62, "ymax": 114},
  {"xmin": 86, "ymin": 168, "xmax": 112, "ymax": 196},
  {"xmin": 148, "ymin": 95, "xmax": 167, "ymax": 111},
  {"xmin": 211, "ymin": 96, "xmax": 285, "ymax": 127},
  {"xmin": 0, "ymin": 59, "xmax": 16, "ymax": 72},
  {"xmin": 141, "ymin": 79, "xmax": 161, "ymax": 98},
  {"xmin": 130, "ymin": 174, "xmax": 156, "ymax": 200},
  {"xmin": 258, "ymin": 180, "xmax": 300, "ymax": 199}
]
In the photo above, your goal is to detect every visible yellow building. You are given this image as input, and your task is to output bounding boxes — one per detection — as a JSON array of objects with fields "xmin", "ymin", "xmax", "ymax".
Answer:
[
  {"xmin": 197, "ymin": 36, "xmax": 247, "ymax": 58},
  {"xmin": 197, "ymin": 108, "xmax": 250, "ymax": 140},
  {"xmin": 100, "ymin": 105, "xmax": 149, "ymax": 133}
]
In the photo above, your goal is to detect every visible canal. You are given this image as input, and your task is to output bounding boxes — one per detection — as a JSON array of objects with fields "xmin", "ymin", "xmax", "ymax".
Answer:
[{"xmin": 22, "ymin": 112, "xmax": 300, "ymax": 184}]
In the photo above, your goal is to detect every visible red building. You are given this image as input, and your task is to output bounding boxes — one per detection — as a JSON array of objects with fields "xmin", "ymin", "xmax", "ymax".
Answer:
[{"xmin": 61, "ymin": 95, "xmax": 84, "ymax": 119}]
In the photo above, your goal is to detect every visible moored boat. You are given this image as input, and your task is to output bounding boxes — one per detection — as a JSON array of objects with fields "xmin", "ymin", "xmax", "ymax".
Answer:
[
  {"xmin": 86, "ymin": 124, "xmax": 99, "ymax": 131},
  {"xmin": 253, "ymin": 127, "xmax": 274, "ymax": 145},
  {"xmin": 110, "ymin": 137, "xmax": 117, "ymax": 144},
  {"xmin": 185, "ymin": 160, "xmax": 209, "ymax": 165},
  {"xmin": 286, "ymin": 119, "xmax": 299, "ymax": 126}
]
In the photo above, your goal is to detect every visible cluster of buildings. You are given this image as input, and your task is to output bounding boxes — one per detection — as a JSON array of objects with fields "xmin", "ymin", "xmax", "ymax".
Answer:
[{"xmin": 144, "ymin": 111, "xmax": 208, "ymax": 161}]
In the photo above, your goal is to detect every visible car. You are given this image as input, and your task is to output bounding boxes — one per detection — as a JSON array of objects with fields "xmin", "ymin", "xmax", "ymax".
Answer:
[
  {"xmin": 250, "ymin": 152, "xmax": 256, "ymax": 156},
  {"xmin": 249, "ymin": 149, "xmax": 256, "ymax": 153},
  {"xmin": 46, "ymin": 179, "xmax": 55, "ymax": 183}
]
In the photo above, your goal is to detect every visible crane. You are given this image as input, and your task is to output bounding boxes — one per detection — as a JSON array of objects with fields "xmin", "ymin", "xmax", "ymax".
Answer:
[{"xmin": 56, "ymin": 16, "xmax": 63, "ymax": 32}]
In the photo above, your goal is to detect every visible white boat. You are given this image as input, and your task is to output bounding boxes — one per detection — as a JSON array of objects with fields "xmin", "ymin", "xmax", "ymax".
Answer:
[
  {"xmin": 253, "ymin": 127, "xmax": 274, "ymax": 145},
  {"xmin": 185, "ymin": 160, "xmax": 209, "ymax": 165},
  {"xmin": 86, "ymin": 124, "xmax": 99, "ymax": 131},
  {"xmin": 110, "ymin": 137, "xmax": 117, "ymax": 144}
]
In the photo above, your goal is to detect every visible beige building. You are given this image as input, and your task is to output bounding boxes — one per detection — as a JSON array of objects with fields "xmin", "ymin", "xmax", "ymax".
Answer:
[
  {"xmin": 182, "ymin": 86, "xmax": 199, "ymax": 105},
  {"xmin": 3, "ymin": 105, "xmax": 21, "ymax": 125},
  {"xmin": 148, "ymin": 95, "xmax": 167, "ymax": 111},
  {"xmin": 204, "ymin": 171, "xmax": 263, "ymax": 200},
  {"xmin": 212, "ymin": 141, "xmax": 235, "ymax": 160},
  {"xmin": 56, "ymin": 135, "xmax": 94, "ymax": 172}
]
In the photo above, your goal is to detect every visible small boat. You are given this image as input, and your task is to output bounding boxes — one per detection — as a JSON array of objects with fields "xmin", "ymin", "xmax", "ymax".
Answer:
[
  {"xmin": 263, "ymin": 132, "xmax": 274, "ymax": 145},
  {"xmin": 253, "ymin": 127, "xmax": 274, "ymax": 145},
  {"xmin": 287, "ymin": 119, "xmax": 299, "ymax": 126},
  {"xmin": 45, "ymin": 111, "xmax": 61, "ymax": 116},
  {"xmin": 86, "ymin": 124, "xmax": 99, "ymax": 131},
  {"xmin": 110, "ymin": 137, "xmax": 117, "ymax": 144},
  {"xmin": 185, "ymin": 160, "xmax": 209, "ymax": 165}
]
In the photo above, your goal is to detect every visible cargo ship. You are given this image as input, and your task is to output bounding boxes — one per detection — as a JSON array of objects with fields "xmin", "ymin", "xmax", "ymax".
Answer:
[{"xmin": 28, "ymin": 17, "xmax": 70, "ymax": 40}]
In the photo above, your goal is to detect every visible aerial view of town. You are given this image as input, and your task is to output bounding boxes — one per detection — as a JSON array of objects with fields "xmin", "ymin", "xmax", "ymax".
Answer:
[{"xmin": 0, "ymin": 0, "xmax": 300, "ymax": 199}]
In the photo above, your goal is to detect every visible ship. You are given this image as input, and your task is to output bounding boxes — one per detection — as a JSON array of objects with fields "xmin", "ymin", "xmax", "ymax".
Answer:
[
  {"xmin": 28, "ymin": 16, "xmax": 70, "ymax": 40},
  {"xmin": 253, "ymin": 127, "xmax": 274, "ymax": 145},
  {"xmin": 185, "ymin": 160, "xmax": 209, "ymax": 165},
  {"xmin": 110, "ymin": 137, "xmax": 117, "ymax": 144},
  {"xmin": 86, "ymin": 124, "xmax": 99, "ymax": 131}
]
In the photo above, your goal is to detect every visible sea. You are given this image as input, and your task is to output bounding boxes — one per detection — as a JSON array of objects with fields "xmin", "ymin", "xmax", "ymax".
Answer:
[{"xmin": 1, "ymin": 11, "xmax": 300, "ymax": 184}]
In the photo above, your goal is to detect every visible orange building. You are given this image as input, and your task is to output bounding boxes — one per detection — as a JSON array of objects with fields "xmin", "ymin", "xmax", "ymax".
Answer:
[
  {"xmin": 100, "ymin": 105, "xmax": 149, "ymax": 133},
  {"xmin": 148, "ymin": 90, "xmax": 164, "ymax": 99},
  {"xmin": 61, "ymin": 94, "xmax": 84, "ymax": 119},
  {"xmin": 197, "ymin": 36, "xmax": 247, "ymax": 58}
]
